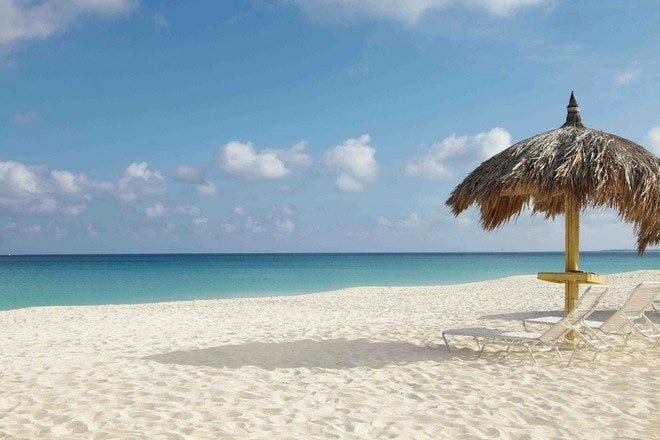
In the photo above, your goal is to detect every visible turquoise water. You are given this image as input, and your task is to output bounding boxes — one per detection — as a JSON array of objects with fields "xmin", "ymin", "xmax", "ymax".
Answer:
[{"xmin": 0, "ymin": 253, "xmax": 657, "ymax": 311}]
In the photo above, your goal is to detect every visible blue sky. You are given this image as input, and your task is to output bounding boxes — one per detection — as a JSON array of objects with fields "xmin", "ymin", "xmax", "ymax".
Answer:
[{"xmin": 1, "ymin": 0, "xmax": 659, "ymax": 253}]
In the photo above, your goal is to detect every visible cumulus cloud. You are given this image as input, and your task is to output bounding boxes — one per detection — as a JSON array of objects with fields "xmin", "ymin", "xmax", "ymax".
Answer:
[
  {"xmin": 335, "ymin": 173, "xmax": 364, "ymax": 192},
  {"xmin": 275, "ymin": 204, "xmax": 297, "ymax": 217},
  {"xmin": 614, "ymin": 69, "xmax": 640, "ymax": 86},
  {"xmin": 2, "ymin": 222, "xmax": 42, "ymax": 237},
  {"xmin": 0, "ymin": 159, "xmax": 170, "ymax": 219},
  {"xmin": 0, "ymin": 0, "xmax": 134, "ymax": 49},
  {"xmin": 173, "ymin": 165, "xmax": 204, "ymax": 184},
  {"xmin": 192, "ymin": 217, "xmax": 208, "ymax": 226},
  {"xmin": 0, "ymin": 159, "xmax": 98, "ymax": 215},
  {"xmin": 219, "ymin": 221, "xmax": 235, "ymax": 233},
  {"xmin": 325, "ymin": 134, "xmax": 378, "ymax": 192},
  {"xmin": 144, "ymin": 203, "xmax": 166, "ymax": 218},
  {"xmin": 267, "ymin": 141, "xmax": 313, "ymax": 168},
  {"xmin": 377, "ymin": 212, "xmax": 423, "ymax": 228},
  {"xmin": 276, "ymin": 219, "xmax": 295, "ymax": 234},
  {"xmin": 173, "ymin": 165, "xmax": 217, "ymax": 196},
  {"xmin": 218, "ymin": 141, "xmax": 288, "ymax": 179},
  {"xmin": 647, "ymin": 126, "xmax": 660, "ymax": 156},
  {"xmin": 174, "ymin": 205, "xmax": 201, "ymax": 216},
  {"xmin": 405, "ymin": 127, "xmax": 511, "ymax": 179},
  {"xmin": 194, "ymin": 181, "xmax": 217, "ymax": 196},
  {"xmin": 244, "ymin": 216, "xmax": 265, "ymax": 234},
  {"xmin": 61, "ymin": 203, "xmax": 86, "ymax": 216},
  {"xmin": 286, "ymin": 0, "xmax": 545, "ymax": 24},
  {"xmin": 116, "ymin": 162, "xmax": 165, "ymax": 202},
  {"xmin": 50, "ymin": 170, "xmax": 87, "ymax": 193},
  {"xmin": 9, "ymin": 109, "xmax": 42, "ymax": 125},
  {"xmin": 217, "ymin": 140, "xmax": 311, "ymax": 179}
]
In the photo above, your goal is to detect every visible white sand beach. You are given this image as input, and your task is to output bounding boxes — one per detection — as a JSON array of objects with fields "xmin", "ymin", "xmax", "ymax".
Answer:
[{"xmin": 1, "ymin": 271, "xmax": 658, "ymax": 439}]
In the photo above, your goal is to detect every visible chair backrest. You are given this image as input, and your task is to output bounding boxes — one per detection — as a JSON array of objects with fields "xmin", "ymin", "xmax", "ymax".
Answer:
[
  {"xmin": 539, "ymin": 285, "xmax": 608, "ymax": 343},
  {"xmin": 599, "ymin": 282, "xmax": 660, "ymax": 333}
]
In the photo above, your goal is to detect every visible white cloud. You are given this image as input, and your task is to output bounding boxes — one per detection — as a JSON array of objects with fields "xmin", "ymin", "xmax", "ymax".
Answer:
[
  {"xmin": 335, "ymin": 173, "xmax": 364, "ymax": 192},
  {"xmin": 286, "ymin": 0, "xmax": 545, "ymax": 24},
  {"xmin": 153, "ymin": 12, "xmax": 168, "ymax": 33},
  {"xmin": 614, "ymin": 69, "xmax": 640, "ymax": 86},
  {"xmin": 192, "ymin": 217, "xmax": 207, "ymax": 226},
  {"xmin": 0, "ymin": 0, "xmax": 134, "ymax": 48},
  {"xmin": 218, "ymin": 141, "xmax": 289, "ymax": 179},
  {"xmin": 173, "ymin": 165, "xmax": 204, "ymax": 184},
  {"xmin": 325, "ymin": 134, "xmax": 378, "ymax": 192},
  {"xmin": 0, "ymin": 159, "xmax": 95, "ymax": 215},
  {"xmin": 61, "ymin": 203, "xmax": 86, "ymax": 216},
  {"xmin": 217, "ymin": 140, "xmax": 312, "ymax": 179},
  {"xmin": 194, "ymin": 181, "xmax": 217, "ymax": 196},
  {"xmin": 0, "ymin": 160, "xmax": 42, "ymax": 201},
  {"xmin": 647, "ymin": 126, "xmax": 660, "ymax": 156},
  {"xmin": 145, "ymin": 203, "xmax": 166, "ymax": 218},
  {"xmin": 2, "ymin": 222, "xmax": 42, "ymax": 237},
  {"xmin": 406, "ymin": 127, "xmax": 511, "ymax": 178},
  {"xmin": 174, "ymin": 205, "xmax": 201, "ymax": 216},
  {"xmin": 220, "ymin": 221, "xmax": 235, "ymax": 233},
  {"xmin": 377, "ymin": 216, "xmax": 392, "ymax": 227},
  {"xmin": 244, "ymin": 216, "xmax": 265, "ymax": 234},
  {"xmin": 173, "ymin": 165, "xmax": 218, "ymax": 196},
  {"xmin": 116, "ymin": 162, "xmax": 165, "ymax": 202},
  {"xmin": 50, "ymin": 170, "xmax": 87, "ymax": 193},
  {"xmin": 276, "ymin": 219, "xmax": 295, "ymax": 233},
  {"xmin": 267, "ymin": 141, "xmax": 313, "ymax": 168},
  {"xmin": 276, "ymin": 204, "xmax": 297, "ymax": 216},
  {"xmin": 233, "ymin": 205, "xmax": 247, "ymax": 215},
  {"xmin": 378, "ymin": 212, "xmax": 423, "ymax": 228},
  {"xmin": 9, "ymin": 109, "xmax": 42, "ymax": 125},
  {"xmin": 398, "ymin": 212, "xmax": 422, "ymax": 228}
]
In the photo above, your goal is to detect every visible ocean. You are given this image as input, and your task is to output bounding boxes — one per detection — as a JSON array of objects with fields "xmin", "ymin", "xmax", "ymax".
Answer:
[{"xmin": 0, "ymin": 252, "xmax": 658, "ymax": 311}]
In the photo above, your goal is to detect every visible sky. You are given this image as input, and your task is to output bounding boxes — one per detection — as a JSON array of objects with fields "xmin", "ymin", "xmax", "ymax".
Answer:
[{"xmin": 1, "ymin": 0, "xmax": 659, "ymax": 254}]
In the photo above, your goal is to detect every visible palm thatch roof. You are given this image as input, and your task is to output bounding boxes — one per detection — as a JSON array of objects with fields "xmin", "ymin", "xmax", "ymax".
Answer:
[{"xmin": 446, "ymin": 92, "xmax": 660, "ymax": 252}]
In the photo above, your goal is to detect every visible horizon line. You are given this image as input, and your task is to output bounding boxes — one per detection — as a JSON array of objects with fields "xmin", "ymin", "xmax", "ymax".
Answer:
[{"xmin": 3, "ymin": 249, "xmax": 657, "ymax": 257}]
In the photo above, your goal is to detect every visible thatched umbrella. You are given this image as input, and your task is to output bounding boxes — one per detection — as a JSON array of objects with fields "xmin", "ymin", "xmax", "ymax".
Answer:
[{"xmin": 446, "ymin": 92, "xmax": 660, "ymax": 316}]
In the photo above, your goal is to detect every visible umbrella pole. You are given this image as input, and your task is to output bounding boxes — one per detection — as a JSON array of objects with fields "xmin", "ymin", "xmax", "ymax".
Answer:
[{"xmin": 564, "ymin": 194, "xmax": 580, "ymax": 340}]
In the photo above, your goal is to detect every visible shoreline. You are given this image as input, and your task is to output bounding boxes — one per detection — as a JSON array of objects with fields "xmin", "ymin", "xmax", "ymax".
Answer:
[{"xmin": 1, "ymin": 270, "xmax": 656, "ymax": 313}]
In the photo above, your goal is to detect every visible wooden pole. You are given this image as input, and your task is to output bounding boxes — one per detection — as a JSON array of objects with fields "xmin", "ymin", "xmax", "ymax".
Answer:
[{"xmin": 564, "ymin": 194, "xmax": 580, "ymax": 338}]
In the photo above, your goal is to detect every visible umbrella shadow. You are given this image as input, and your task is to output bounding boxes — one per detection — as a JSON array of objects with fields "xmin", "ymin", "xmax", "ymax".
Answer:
[{"xmin": 144, "ymin": 338, "xmax": 447, "ymax": 370}]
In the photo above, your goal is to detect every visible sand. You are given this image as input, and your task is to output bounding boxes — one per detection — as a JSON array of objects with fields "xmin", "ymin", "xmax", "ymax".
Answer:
[{"xmin": 0, "ymin": 270, "xmax": 658, "ymax": 439}]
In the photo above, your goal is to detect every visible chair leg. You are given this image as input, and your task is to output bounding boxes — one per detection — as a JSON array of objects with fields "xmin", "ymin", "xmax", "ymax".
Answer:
[
  {"xmin": 478, "ymin": 342, "xmax": 487, "ymax": 358},
  {"xmin": 623, "ymin": 333, "xmax": 632, "ymax": 349},
  {"xmin": 524, "ymin": 345, "xmax": 537, "ymax": 364},
  {"xmin": 442, "ymin": 333, "xmax": 451, "ymax": 352},
  {"xmin": 567, "ymin": 344, "xmax": 579, "ymax": 367}
]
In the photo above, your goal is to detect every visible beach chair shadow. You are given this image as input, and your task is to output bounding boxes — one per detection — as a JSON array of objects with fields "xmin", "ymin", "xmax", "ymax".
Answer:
[
  {"xmin": 481, "ymin": 310, "xmax": 660, "ymax": 324},
  {"xmin": 144, "ymin": 338, "xmax": 447, "ymax": 370}
]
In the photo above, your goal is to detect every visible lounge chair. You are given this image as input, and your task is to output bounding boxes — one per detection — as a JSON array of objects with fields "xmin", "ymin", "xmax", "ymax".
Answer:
[
  {"xmin": 442, "ymin": 285, "xmax": 608, "ymax": 364},
  {"xmin": 524, "ymin": 282, "xmax": 660, "ymax": 348}
]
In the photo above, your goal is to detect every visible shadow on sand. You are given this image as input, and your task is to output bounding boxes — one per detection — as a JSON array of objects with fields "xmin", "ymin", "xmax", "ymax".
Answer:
[
  {"xmin": 144, "ymin": 338, "xmax": 446, "ymax": 370},
  {"xmin": 481, "ymin": 309, "xmax": 660, "ymax": 323}
]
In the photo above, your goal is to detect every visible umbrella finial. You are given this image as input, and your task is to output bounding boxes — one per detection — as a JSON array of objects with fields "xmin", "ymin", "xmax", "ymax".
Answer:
[{"xmin": 563, "ymin": 91, "xmax": 583, "ymax": 127}]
